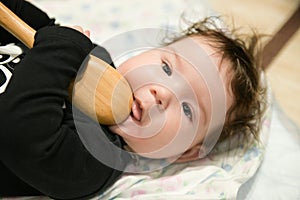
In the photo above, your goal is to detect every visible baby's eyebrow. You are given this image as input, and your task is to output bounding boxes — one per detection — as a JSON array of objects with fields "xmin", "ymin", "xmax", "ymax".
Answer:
[
  {"xmin": 163, "ymin": 46, "xmax": 177, "ymax": 56},
  {"xmin": 168, "ymin": 45, "xmax": 210, "ymax": 124},
  {"xmin": 162, "ymin": 46, "xmax": 181, "ymax": 67},
  {"xmin": 163, "ymin": 46, "xmax": 208, "ymax": 125}
]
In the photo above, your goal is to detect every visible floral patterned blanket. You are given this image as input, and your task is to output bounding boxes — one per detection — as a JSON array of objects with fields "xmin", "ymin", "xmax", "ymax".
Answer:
[{"xmin": 2, "ymin": 0, "xmax": 299, "ymax": 199}]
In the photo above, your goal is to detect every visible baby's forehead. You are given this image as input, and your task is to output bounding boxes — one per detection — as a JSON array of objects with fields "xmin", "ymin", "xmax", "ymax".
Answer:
[
  {"xmin": 162, "ymin": 37, "xmax": 233, "ymax": 91},
  {"xmin": 167, "ymin": 36, "xmax": 222, "ymax": 61}
]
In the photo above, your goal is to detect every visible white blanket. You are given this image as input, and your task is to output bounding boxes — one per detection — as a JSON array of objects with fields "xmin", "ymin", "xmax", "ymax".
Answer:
[{"xmin": 2, "ymin": 0, "xmax": 299, "ymax": 199}]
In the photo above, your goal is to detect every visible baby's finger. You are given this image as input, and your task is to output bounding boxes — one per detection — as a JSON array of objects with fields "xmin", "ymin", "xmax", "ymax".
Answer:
[
  {"xmin": 72, "ymin": 25, "xmax": 84, "ymax": 33},
  {"xmin": 65, "ymin": 25, "xmax": 90, "ymax": 38},
  {"xmin": 84, "ymin": 30, "xmax": 91, "ymax": 38}
]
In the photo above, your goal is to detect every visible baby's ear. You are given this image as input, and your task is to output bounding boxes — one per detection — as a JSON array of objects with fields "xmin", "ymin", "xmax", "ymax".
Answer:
[{"xmin": 172, "ymin": 145, "xmax": 203, "ymax": 163}]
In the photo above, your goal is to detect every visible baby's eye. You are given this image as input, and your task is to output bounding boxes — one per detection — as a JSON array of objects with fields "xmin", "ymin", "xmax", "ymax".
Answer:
[
  {"xmin": 162, "ymin": 62, "xmax": 172, "ymax": 76},
  {"xmin": 182, "ymin": 102, "xmax": 193, "ymax": 120}
]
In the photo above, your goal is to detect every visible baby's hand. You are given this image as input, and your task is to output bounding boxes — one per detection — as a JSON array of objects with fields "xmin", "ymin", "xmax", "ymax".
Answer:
[{"xmin": 67, "ymin": 25, "xmax": 91, "ymax": 38}]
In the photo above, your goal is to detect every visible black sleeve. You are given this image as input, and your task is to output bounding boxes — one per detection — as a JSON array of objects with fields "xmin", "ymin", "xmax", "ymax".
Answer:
[
  {"xmin": 0, "ymin": 0, "xmax": 55, "ymax": 45},
  {"xmin": 0, "ymin": 25, "xmax": 127, "ymax": 199}
]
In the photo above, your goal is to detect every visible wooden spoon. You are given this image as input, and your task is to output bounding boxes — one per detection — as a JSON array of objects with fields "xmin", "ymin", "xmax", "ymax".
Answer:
[{"xmin": 0, "ymin": 2, "xmax": 133, "ymax": 125}]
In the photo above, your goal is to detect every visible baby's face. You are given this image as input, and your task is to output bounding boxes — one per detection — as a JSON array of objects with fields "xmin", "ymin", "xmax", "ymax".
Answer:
[{"xmin": 109, "ymin": 36, "xmax": 231, "ymax": 159}]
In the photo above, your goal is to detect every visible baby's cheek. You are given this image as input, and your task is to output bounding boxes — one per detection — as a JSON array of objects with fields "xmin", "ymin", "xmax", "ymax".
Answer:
[{"xmin": 161, "ymin": 115, "xmax": 181, "ymax": 139}]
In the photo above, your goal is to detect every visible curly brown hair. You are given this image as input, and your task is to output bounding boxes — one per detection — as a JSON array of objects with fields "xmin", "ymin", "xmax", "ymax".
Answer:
[{"xmin": 165, "ymin": 16, "xmax": 267, "ymax": 147}]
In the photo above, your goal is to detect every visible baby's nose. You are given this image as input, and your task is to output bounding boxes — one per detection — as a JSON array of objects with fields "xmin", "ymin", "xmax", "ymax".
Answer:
[{"xmin": 150, "ymin": 86, "xmax": 172, "ymax": 109}]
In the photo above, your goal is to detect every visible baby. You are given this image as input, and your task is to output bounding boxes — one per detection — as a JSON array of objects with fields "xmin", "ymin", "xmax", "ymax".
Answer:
[
  {"xmin": 104, "ymin": 17, "xmax": 266, "ymax": 162},
  {"xmin": 0, "ymin": 0, "xmax": 266, "ymax": 199}
]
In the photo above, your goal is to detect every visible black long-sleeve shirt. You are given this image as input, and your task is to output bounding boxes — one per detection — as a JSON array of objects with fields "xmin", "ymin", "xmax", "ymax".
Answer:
[{"xmin": 0, "ymin": 0, "xmax": 128, "ymax": 199}]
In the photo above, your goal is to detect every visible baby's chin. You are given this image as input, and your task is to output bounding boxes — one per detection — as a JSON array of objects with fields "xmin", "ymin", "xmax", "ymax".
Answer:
[
  {"xmin": 108, "ymin": 119, "xmax": 133, "ymax": 138},
  {"xmin": 107, "ymin": 119, "xmax": 134, "ymax": 138},
  {"xmin": 108, "ymin": 124, "xmax": 121, "ymax": 135},
  {"xmin": 115, "ymin": 64, "xmax": 127, "ymax": 76}
]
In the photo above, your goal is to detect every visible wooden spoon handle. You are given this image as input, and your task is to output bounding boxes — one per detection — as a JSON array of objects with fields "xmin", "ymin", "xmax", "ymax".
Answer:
[{"xmin": 0, "ymin": 2, "xmax": 36, "ymax": 48}]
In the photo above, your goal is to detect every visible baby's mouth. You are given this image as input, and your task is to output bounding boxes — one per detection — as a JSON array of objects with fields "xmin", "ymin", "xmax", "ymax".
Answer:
[{"xmin": 131, "ymin": 96, "xmax": 142, "ymax": 121}]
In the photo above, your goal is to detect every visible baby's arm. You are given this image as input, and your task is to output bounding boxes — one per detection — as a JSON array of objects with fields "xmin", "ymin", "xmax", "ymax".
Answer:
[
  {"xmin": 0, "ymin": 1, "xmax": 126, "ymax": 199},
  {"xmin": 0, "ymin": 25, "xmax": 125, "ymax": 199}
]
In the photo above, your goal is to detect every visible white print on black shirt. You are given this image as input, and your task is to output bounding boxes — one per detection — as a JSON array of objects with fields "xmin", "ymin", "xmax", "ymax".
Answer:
[{"xmin": 0, "ymin": 43, "xmax": 24, "ymax": 94}]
